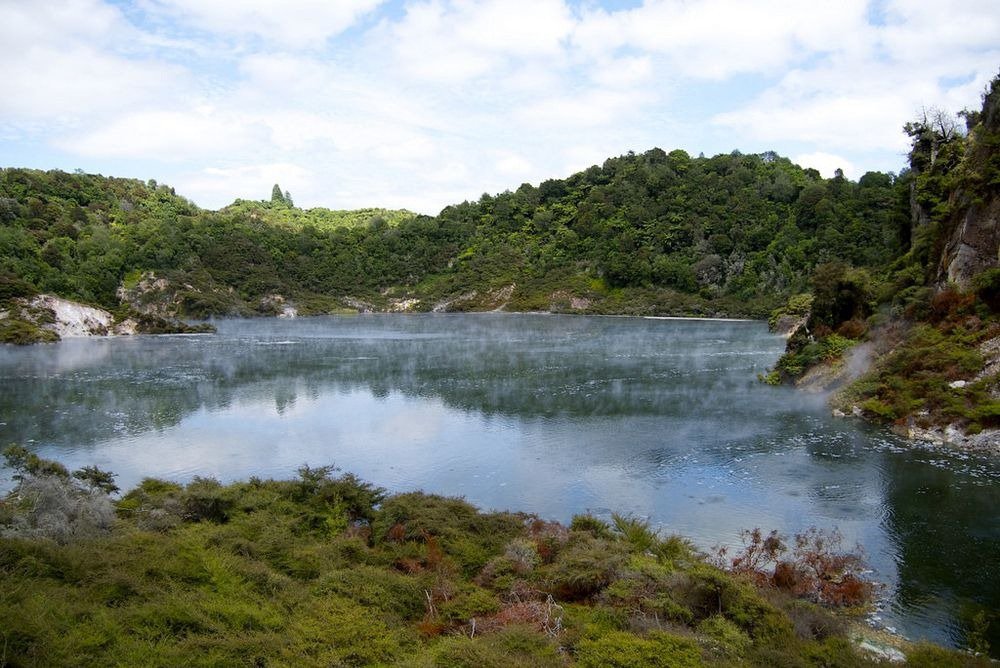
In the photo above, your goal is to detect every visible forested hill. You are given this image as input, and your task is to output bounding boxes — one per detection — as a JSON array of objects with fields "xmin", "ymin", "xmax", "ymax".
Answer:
[
  {"xmin": 769, "ymin": 75, "xmax": 1000, "ymax": 448},
  {"xmin": 0, "ymin": 148, "xmax": 909, "ymax": 321},
  {"xmin": 432, "ymin": 149, "xmax": 904, "ymax": 314}
]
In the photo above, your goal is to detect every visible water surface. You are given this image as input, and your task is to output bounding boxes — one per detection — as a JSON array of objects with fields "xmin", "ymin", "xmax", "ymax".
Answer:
[{"xmin": 1, "ymin": 314, "xmax": 997, "ymax": 650}]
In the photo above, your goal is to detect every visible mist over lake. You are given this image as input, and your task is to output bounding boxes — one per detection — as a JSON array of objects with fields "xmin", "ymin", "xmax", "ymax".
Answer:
[{"xmin": 1, "ymin": 314, "xmax": 997, "ymax": 650}]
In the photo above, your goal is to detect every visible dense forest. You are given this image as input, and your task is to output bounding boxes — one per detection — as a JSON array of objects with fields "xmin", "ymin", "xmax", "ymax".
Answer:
[{"xmin": 1, "ymin": 145, "xmax": 907, "ymax": 325}]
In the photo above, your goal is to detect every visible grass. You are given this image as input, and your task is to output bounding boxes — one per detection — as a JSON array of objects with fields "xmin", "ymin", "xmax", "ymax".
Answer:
[{"xmin": 0, "ymin": 457, "xmax": 993, "ymax": 666}]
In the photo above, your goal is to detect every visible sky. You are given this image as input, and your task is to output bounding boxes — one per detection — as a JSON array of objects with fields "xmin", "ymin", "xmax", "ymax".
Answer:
[{"xmin": 1, "ymin": 1, "xmax": 998, "ymax": 215}]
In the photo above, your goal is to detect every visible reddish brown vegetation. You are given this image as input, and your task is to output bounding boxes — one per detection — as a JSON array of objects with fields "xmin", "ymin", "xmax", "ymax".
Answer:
[
  {"xmin": 471, "ymin": 585, "xmax": 563, "ymax": 637},
  {"xmin": 387, "ymin": 521, "xmax": 407, "ymax": 543},
  {"xmin": 716, "ymin": 527, "xmax": 875, "ymax": 608},
  {"xmin": 527, "ymin": 519, "xmax": 569, "ymax": 564},
  {"xmin": 835, "ymin": 318, "xmax": 868, "ymax": 339},
  {"xmin": 929, "ymin": 288, "xmax": 976, "ymax": 324}
]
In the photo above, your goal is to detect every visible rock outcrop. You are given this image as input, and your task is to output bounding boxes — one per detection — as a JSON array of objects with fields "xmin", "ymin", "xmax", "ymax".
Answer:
[
  {"xmin": 0, "ymin": 295, "xmax": 133, "ymax": 342},
  {"xmin": 939, "ymin": 197, "xmax": 1000, "ymax": 288},
  {"xmin": 0, "ymin": 294, "xmax": 214, "ymax": 344},
  {"xmin": 934, "ymin": 77, "xmax": 1000, "ymax": 288}
]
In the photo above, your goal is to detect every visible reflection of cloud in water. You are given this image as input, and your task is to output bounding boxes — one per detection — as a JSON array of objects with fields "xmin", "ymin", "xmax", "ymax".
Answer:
[{"xmin": 2, "ymin": 314, "xmax": 998, "ymax": 651}]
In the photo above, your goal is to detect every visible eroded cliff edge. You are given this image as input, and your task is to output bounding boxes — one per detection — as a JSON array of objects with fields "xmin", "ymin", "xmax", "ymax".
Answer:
[{"xmin": 768, "ymin": 75, "xmax": 1000, "ymax": 453}]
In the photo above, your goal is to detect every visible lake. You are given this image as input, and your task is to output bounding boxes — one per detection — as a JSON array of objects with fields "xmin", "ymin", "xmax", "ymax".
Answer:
[{"xmin": 1, "ymin": 314, "xmax": 997, "ymax": 651}]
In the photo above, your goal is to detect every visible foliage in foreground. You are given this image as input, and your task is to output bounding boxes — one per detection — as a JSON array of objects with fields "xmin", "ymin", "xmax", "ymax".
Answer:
[{"xmin": 0, "ymin": 452, "xmax": 991, "ymax": 666}]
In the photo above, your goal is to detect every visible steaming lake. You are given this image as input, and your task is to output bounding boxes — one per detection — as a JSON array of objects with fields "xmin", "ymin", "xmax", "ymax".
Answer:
[{"xmin": 1, "ymin": 314, "xmax": 997, "ymax": 650}]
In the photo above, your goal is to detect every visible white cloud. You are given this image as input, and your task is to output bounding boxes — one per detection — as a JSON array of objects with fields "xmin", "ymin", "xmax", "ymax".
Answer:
[
  {"xmin": 516, "ymin": 88, "xmax": 652, "ymax": 129},
  {"xmin": 383, "ymin": 0, "xmax": 575, "ymax": 83},
  {"xmin": 495, "ymin": 152, "xmax": 534, "ymax": 177},
  {"xmin": 880, "ymin": 0, "xmax": 1000, "ymax": 65},
  {"xmin": 146, "ymin": 0, "xmax": 385, "ymax": 47},
  {"xmin": 573, "ymin": 0, "xmax": 872, "ymax": 78},
  {"xmin": 590, "ymin": 55, "xmax": 653, "ymax": 89},
  {"xmin": 1, "ymin": 0, "xmax": 998, "ymax": 216},
  {"xmin": 0, "ymin": 1, "xmax": 189, "ymax": 124},
  {"xmin": 793, "ymin": 152, "xmax": 856, "ymax": 179},
  {"xmin": 59, "ymin": 110, "xmax": 265, "ymax": 159},
  {"xmin": 712, "ymin": 16, "xmax": 999, "ymax": 157},
  {"xmin": 174, "ymin": 162, "xmax": 315, "ymax": 208},
  {"xmin": 0, "ymin": 0, "xmax": 127, "ymax": 50},
  {"xmin": 712, "ymin": 80, "xmax": 914, "ymax": 153}
]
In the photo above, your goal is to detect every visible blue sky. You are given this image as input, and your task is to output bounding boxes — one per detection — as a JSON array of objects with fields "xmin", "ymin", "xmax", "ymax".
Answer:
[{"xmin": 1, "ymin": 1, "xmax": 997, "ymax": 214}]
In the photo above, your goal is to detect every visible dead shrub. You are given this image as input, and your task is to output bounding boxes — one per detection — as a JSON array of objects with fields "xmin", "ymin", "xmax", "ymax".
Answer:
[
  {"xmin": 717, "ymin": 527, "xmax": 875, "ymax": 609},
  {"xmin": 1, "ymin": 474, "xmax": 115, "ymax": 543},
  {"xmin": 472, "ymin": 596, "xmax": 563, "ymax": 638}
]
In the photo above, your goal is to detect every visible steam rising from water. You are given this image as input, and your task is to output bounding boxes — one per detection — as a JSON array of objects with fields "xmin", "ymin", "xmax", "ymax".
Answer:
[{"xmin": 0, "ymin": 314, "xmax": 997, "ymax": 651}]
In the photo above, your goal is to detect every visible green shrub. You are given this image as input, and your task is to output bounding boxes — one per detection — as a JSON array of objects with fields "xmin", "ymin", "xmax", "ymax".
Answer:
[
  {"xmin": 181, "ymin": 477, "xmax": 235, "ymax": 523},
  {"xmin": 905, "ymin": 642, "xmax": 993, "ymax": 667},
  {"xmin": 768, "ymin": 293, "xmax": 813, "ymax": 331},
  {"xmin": 697, "ymin": 614, "xmax": 750, "ymax": 658},
  {"xmin": 437, "ymin": 584, "xmax": 500, "ymax": 624},
  {"xmin": 0, "ymin": 318, "xmax": 59, "ymax": 344},
  {"xmin": 781, "ymin": 599, "xmax": 846, "ymax": 641},
  {"xmin": 570, "ymin": 514, "xmax": 614, "ymax": 540},
  {"xmin": 611, "ymin": 513, "xmax": 658, "ymax": 553},
  {"xmin": 313, "ymin": 566, "xmax": 427, "ymax": 620},
  {"xmin": 676, "ymin": 565, "xmax": 793, "ymax": 640},
  {"xmin": 280, "ymin": 596, "xmax": 414, "ymax": 665},
  {"xmin": 412, "ymin": 625, "xmax": 562, "ymax": 668},
  {"xmin": 575, "ymin": 630, "xmax": 704, "ymax": 668},
  {"xmin": 544, "ymin": 535, "xmax": 627, "ymax": 600},
  {"xmin": 973, "ymin": 268, "xmax": 1000, "ymax": 312}
]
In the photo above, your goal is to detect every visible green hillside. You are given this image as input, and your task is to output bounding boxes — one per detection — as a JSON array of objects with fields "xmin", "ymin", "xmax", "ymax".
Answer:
[{"xmin": 0, "ymin": 147, "xmax": 908, "ymax": 321}]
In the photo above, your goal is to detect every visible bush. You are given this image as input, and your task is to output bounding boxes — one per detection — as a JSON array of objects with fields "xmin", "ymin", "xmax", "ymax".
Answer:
[
  {"xmin": 575, "ymin": 630, "xmax": 704, "ymax": 668},
  {"xmin": 697, "ymin": 614, "xmax": 750, "ymax": 658},
  {"xmin": 570, "ymin": 514, "xmax": 614, "ymax": 540},
  {"xmin": 545, "ymin": 535, "xmax": 627, "ymax": 600},
  {"xmin": 716, "ymin": 527, "xmax": 874, "ymax": 609},
  {"xmin": 809, "ymin": 263, "xmax": 873, "ymax": 330},
  {"xmin": 1, "ymin": 447, "xmax": 116, "ymax": 543},
  {"xmin": 781, "ymin": 599, "xmax": 846, "ymax": 640},
  {"xmin": 1, "ymin": 474, "xmax": 115, "ymax": 543},
  {"xmin": 611, "ymin": 513, "xmax": 658, "ymax": 553},
  {"xmin": 415, "ymin": 625, "xmax": 562, "ymax": 667},
  {"xmin": 181, "ymin": 477, "xmax": 235, "ymax": 523},
  {"xmin": 905, "ymin": 642, "xmax": 993, "ymax": 667},
  {"xmin": 280, "ymin": 596, "xmax": 413, "ymax": 665},
  {"xmin": 0, "ymin": 273, "xmax": 36, "ymax": 302},
  {"xmin": 313, "ymin": 566, "xmax": 426, "ymax": 620},
  {"xmin": 973, "ymin": 267, "xmax": 1000, "ymax": 312},
  {"xmin": 768, "ymin": 293, "xmax": 813, "ymax": 331},
  {"xmin": 0, "ymin": 318, "xmax": 59, "ymax": 344},
  {"xmin": 773, "ymin": 333, "xmax": 856, "ymax": 379}
]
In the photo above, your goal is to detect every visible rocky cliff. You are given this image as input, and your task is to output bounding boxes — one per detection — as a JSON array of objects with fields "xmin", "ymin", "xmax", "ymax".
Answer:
[{"xmin": 936, "ymin": 76, "xmax": 1000, "ymax": 287}]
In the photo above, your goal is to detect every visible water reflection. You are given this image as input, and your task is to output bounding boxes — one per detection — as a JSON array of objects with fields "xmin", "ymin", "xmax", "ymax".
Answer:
[{"xmin": 0, "ymin": 314, "xmax": 997, "ymax": 652}]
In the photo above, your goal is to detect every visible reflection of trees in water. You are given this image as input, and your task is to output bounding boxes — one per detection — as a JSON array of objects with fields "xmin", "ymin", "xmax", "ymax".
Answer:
[
  {"xmin": 4, "ymin": 317, "xmax": 998, "ymax": 656},
  {"xmin": 0, "ymin": 319, "xmax": 785, "ymax": 450},
  {"xmin": 882, "ymin": 457, "xmax": 1000, "ymax": 653}
]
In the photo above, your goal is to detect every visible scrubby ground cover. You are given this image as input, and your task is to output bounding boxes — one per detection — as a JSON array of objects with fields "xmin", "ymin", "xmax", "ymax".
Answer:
[{"xmin": 0, "ymin": 448, "xmax": 989, "ymax": 666}]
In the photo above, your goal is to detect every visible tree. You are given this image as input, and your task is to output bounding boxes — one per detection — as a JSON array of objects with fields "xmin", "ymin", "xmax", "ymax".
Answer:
[
  {"xmin": 904, "ymin": 107, "xmax": 963, "ymax": 171},
  {"xmin": 271, "ymin": 184, "xmax": 286, "ymax": 206}
]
